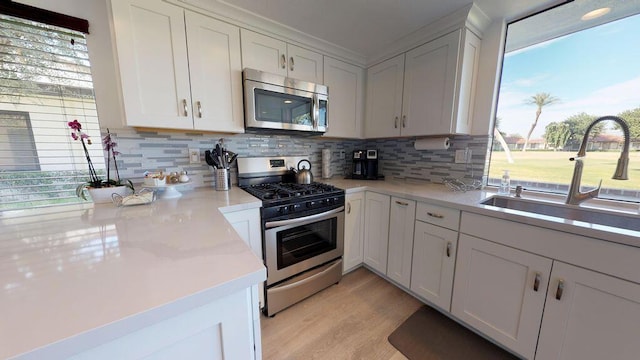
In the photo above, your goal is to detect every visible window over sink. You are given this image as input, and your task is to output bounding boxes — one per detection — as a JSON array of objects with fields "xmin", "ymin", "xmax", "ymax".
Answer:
[{"xmin": 489, "ymin": 0, "xmax": 640, "ymax": 202}]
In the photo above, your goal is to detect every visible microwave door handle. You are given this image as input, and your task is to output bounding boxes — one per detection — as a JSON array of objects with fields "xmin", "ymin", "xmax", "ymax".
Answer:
[
  {"xmin": 312, "ymin": 94, "xmax": 318, "ymax": 130},
  {"xmin": 265, "ymin": 206, "xmax": 344, "ymax": 229}
]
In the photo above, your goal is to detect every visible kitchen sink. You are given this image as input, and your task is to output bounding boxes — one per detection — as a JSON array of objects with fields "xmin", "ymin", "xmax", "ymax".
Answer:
[{"xmin": 480, "ymin": 195, "xmax": 640, "ymax": 232}]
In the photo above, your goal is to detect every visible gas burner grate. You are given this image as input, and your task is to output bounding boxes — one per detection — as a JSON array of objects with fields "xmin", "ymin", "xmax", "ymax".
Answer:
[{"xmin": 242, "ymin": 182, "xmax": 340, "ymax": 201}]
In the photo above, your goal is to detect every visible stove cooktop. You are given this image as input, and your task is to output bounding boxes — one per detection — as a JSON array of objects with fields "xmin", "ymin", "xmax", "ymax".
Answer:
[{"xmin": 242, "ymin": 182, "xmax": 342, "ymax": 202}]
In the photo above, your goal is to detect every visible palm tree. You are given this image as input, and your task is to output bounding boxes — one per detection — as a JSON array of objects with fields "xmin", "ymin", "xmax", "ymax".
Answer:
[{"xmin": 523, "ymin": 92, "xmax": 559, "ymax": 152}]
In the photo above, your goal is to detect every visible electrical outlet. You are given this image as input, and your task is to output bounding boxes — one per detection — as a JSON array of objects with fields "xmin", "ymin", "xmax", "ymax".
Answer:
[
  {"xmin": 339, "ymin": 150, "xmax": 345, "ymax": 160},
  {"xmin": 188, "ymin": 148, "xmax": 200, "ymax": 164},
  {"xmin": 454, "ymin": 149, "xmax": 466, "ymax": 163}
]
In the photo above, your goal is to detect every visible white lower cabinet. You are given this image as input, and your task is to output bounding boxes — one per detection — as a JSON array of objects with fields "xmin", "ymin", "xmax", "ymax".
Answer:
[
  {"xmin": 386, "ymin": 197, "xmax": 416, "ymax": 288},
  {"xmin": 222, "ymin": 208, "xmax": 264, "ymax": 309},
  {"xmin": 69, "ymin": 288, "xmax": 257, "ymax": 360},
  {"xmin": 536, "ymin": 262, "xmax": 640, "ymax": 360},
  {"xmin": 452, "ymin": 234, "xmax": 552, "ymax": 360},
  {"xmin": 363, "ymin": 192, "xmax": 390, "ymax": 274},
  {"xmin": 410, "ymin": 221, "xmax": 457, "ymax": 311},
  {"xmin": 343, "ymin": 192, "xmax": 365, "ymax": 273}
]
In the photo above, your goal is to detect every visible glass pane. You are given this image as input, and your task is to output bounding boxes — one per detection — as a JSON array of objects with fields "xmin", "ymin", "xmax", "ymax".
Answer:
[
  {"xmin": 490, "ymin": 2, "xmax": 640, "ymax": 201},
  {"xmin": 277, "ymin": 218, "xmax": 337, "ymax": 269},
  {"xmin": 254, "ymin": 89, "xmax": 312, "ymax": 125}
]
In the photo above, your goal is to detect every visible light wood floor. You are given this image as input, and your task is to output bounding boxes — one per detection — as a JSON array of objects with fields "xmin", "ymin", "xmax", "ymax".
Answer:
[{"xmin": 260, "ymin": 267, "xmax": 423, "ymax": 360}]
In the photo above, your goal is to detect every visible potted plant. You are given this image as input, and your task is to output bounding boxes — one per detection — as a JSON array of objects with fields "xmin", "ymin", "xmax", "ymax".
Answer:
[{"xmin": 68, "ymin": 120, "xmax": 133, "ymax": 203}]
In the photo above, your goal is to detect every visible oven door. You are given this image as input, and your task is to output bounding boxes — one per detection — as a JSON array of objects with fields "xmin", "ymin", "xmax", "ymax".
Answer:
[{"xmin": 264, "ymin": 207, "xmax": 344, "ymax": 286}]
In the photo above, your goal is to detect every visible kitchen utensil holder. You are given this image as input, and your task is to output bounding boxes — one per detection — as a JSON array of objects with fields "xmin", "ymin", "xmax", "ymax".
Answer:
[{"xmin": 215, "ymin": 168, "xmax": 230, "ymax": 191}]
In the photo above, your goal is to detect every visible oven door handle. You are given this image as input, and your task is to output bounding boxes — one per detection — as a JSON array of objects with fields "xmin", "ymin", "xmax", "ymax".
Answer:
[{"xmin": 265, "ymin": 206, "xmax": 344, "ymax": 229}]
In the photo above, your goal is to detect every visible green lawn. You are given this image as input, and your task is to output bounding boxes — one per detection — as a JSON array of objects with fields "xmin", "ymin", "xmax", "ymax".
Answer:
[{"xmin": 489, "ymin": 151, "xmax": 640, "ymax": 190}]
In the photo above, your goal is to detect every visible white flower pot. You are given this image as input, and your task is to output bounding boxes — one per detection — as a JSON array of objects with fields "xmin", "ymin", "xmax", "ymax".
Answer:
[{"xmin": 87, "ymin": 186, "xmax": 132, "ymax": 204}]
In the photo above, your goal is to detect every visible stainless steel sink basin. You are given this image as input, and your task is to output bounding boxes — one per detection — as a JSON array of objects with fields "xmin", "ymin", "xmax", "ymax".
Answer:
[{"xmin": 481, "ymin": 196, "xmax": 640, "ymax": 232}]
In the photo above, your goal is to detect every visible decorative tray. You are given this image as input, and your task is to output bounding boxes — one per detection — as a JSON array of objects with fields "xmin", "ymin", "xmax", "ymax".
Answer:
[{"xmin": 112, "ymin": 188, "xmax": 156, "ymax": 207}]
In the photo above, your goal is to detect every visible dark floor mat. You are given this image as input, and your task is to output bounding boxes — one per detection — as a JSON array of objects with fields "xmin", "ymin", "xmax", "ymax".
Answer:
[{"xmin": 388, "ymin": 305, "xmax": 521, "ymax": 360}]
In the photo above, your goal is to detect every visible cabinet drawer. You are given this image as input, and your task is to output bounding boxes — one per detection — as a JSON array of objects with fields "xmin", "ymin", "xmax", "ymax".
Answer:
[{"xmin": 416, "ymin": 202, "xmax": 460, "ymax": 230}]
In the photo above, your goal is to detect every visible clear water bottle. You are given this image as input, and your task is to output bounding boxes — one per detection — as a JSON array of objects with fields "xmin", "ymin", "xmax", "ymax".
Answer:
[{"xmin": 498, "ymin": 170, "xmax": 511, "ymax": 195}]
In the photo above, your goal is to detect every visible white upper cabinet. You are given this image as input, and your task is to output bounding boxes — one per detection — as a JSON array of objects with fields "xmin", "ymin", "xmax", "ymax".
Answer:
[
  {"xmin": 185, "ymin": 12, "xmax": 244, "ymax": 133},
  {"xmin": 402, "ymin": 30, "xmax": 459, "ymax": 135},
  {"xmin": 111, "ymin": 0, "xmax": 191, "ymax": 129},
  {"xmin": 111, "ymin": 0, "xmax": 244, "ymax": 132},
  {"xmin": 364, "ymin": 54, "xmax": 405, "ymax": 138},
  {"xmin": 323, "ymin": 57, "xmax": 365, "ymax": 138},
  {"xmin": 240, "ymin": 29, "xmax": 323, "ymax": 83},
  {"xmin": 364, "ymin": 28, "xmax": 481, "ymax": 137}
]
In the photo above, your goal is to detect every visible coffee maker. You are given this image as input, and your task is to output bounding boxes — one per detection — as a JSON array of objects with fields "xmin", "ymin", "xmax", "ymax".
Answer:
[{"xmin": 351, "ymin": 149, "xmax": 380, "ymax": 180}]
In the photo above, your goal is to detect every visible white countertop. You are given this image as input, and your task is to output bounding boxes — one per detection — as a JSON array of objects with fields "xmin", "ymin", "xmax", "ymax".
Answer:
[
  {"xmin": 0, "ymin": 188, "xmax": 265, "ymax": 359},
  {"xmin": 2, "ymin": 179, "xmax": 638, "ymax": 358},
  {"xmin": 324, "ymin": 178, "xmax": 640, "ymax": 247}
]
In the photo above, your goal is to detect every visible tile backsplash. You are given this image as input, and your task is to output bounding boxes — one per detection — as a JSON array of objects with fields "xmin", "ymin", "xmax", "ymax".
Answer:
[{"xmin": 105, "ymin": 127, "xmax": 490, "ymax": 189}]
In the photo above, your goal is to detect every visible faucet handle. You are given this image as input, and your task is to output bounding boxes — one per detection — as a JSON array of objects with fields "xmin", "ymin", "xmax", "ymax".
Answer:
[
  {"xmin": 515, "ymin": 185, "xmax": 523, "ymax": 198},
  {"xmin": 586, "ymin": 179, "xmax": 603, "ymax": 199}
]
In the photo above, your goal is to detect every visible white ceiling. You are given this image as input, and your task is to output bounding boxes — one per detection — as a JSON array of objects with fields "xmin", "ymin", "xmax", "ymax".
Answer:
[{"xmin": 219, "ymin": 0, "xmax": 561, "ymax": 58}]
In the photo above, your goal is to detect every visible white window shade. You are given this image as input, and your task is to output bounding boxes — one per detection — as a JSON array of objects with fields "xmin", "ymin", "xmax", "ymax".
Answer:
[{"xmin": 0, "ymin": 14, "xmax": 105, "ymax": 211}]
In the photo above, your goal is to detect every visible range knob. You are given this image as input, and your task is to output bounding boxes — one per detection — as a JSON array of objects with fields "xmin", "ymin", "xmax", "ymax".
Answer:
[{"xmin": 278, "ymin": 206, "xmax": 288, "ymax": 214}]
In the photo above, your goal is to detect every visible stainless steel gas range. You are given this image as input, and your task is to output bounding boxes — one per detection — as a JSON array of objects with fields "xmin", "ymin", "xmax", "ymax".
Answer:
[{"xmin": 238, "ymin": 157, "xmax": 345, "ymax": 316}]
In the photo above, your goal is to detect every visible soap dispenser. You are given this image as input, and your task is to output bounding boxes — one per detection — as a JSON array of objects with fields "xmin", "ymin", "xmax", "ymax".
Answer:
[{"xmin": 499, "ymin": 170, "xmax": 511, "ymax": 195}]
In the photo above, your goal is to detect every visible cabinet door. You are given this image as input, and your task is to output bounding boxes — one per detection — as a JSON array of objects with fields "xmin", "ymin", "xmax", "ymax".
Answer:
[
  {"xmin": 222, "ymin": 209, "xmax": 262, "ymax": 259},
  {"xmin": 386, "ymin": 197, "xmax": 416, "ymax": 288},
  {"xmin": 240, "ymin": 29, "xmax": 288, "ymax": 76},
  {"xmin": 364, "ymin": 54, "xmax": 404, "ymax": 138},
  {"xmin": 222, "ymin": 208, "xmax": 264, "ymax": 309},
  {"xmin": 452, "ymin": 29, "xmax": 481, "ymax": 135},
  {"xmin": 452, "ymin": 234, "xmax": 552, "ymax": 360},
  {"xmin": 185, "ymin": 12, "xmax": 244, "ymax": 133},
  {"xmin": 537, "ymin": 262, "xmax": 640, "ymax": 360},
  {"xmin": 287, "ymin": 44, "xmax": 323, "ymax": 83},
  {"xmin": 402, "ymin": 30, "xmax": 459, "ymax": 136},
  {"xmin": 343, "ymin": 192, "xmax": 365, "ymax": 273},
  {"xmin": 111, "ymin": 0, "xmax": 192, "ymax": 129},
  {"xmin": 323, "ymin": 57, "xmax": 365, "ymax": 138},
  {"xmin": 68, "ymin": 289, "xmax": 256, "ymax": 360},
  {"xmin": 363, "ymin": 192, "xmax": 390, "ymax": 274},
  {"xmin": 410, "ymin": 222, "xmax": 457, "ymax": 311}
]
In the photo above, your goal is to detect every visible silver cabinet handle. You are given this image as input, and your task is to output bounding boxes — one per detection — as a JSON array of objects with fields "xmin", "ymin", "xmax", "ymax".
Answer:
[
  {"xmin": 402, "ymin": 115, "xmax": 406, "ymax": 128},
  {"xmin": 347, "ymin": 202, "xmax": 351, "ymax": 214},
  {"xmin": 394, "ymin": 116, "xmax": 398, "ymax": 128},
  {"xmin": 196, "ymin": 101, "xmax": 202, "ymax": 118},
  {"xmin": 281, "ymin": 54, "xmax": 286, "ymax": 69},
  {"xmin": 182, "ymin": 99, "xmax": 188, "ymax": 117},
  {"xmin": 533, "ymin": 272, "xmax": 541, "ymax": 292},
  {"xmin": 427, "ymin": 212, "xmax": 444, "ymax": 219},
  {"xmin": 555, "ymin": 279, "xmax": 565, "ymax": 300},
  {"xmin": 290, "ymin": 56, "xmax": 294, "ymax": 71},
  {"xmin": 395, "ymin": 200, "xmax": 409, "ymax": 206},
  {"xmin": 446, "ymin": 242, "xmax": 452, "ymax": 257}
]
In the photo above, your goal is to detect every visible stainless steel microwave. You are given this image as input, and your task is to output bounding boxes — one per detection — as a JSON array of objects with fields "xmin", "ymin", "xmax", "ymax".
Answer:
[{"xmin": 243, "ymin": 68, "xmax": 328, "ymax": 134}]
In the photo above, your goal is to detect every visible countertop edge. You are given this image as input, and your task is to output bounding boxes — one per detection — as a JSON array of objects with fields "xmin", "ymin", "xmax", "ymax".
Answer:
[{"xmin": 331, "ymin": 179, "xmax": 639, "ymax": 248}]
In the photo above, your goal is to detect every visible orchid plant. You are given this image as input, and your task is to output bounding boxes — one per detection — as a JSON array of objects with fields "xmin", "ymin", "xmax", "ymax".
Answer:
[{"xmin": 68, "ymin": 120, "xmax": 133, "ymax": 199}]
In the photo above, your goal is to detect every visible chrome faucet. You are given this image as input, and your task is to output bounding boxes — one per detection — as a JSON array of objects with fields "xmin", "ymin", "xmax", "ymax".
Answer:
[{"xmin": 566, "ymin": 115, "xmax": 630, "ymax": 205}]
